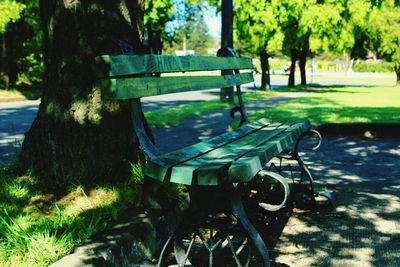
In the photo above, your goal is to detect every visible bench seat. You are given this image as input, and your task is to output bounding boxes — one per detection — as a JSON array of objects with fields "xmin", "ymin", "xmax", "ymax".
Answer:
[{"xmin": 145, "ymin": 119, "xmax": 311, "ymax": 186}]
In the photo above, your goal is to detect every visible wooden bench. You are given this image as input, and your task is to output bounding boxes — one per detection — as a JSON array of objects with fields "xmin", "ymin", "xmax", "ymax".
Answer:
[{"xmin": 97, "ymin": 50, "xmax": 321, "ymax": 267}]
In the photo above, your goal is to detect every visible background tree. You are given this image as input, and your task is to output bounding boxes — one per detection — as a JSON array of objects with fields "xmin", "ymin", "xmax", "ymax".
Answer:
[
  {"xmin": 297, "ymin": 1, "xmax": 343, "ymax": 85},
  {"xmin": 235, "ymin": 0, "xmax": 282, "ymax": 90},
  {"xmin": 145, "ymin": 0, "xmax": 173, "ymax": 54},
  {"xmin": 367, "ymin": 1, "xmax": 400, "ymax": 85},
  {"xmin": 0, "ymin": 0, "xmax": 25, "ymax": 86},
  {"xmin": 164, "ymin": 1, "xmax": 216, "ymax": 55},
  {"xmin": 19, "ymin": 1, "xmax": 145, "ymax": 185}
]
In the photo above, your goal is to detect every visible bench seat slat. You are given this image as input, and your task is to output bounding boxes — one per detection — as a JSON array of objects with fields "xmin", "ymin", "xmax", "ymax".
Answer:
[
  {"xmin": 228, "ymin": 120, "xmax": 311, "ymax": 182},
  {"xmin": 101, "ymin": 73, "xmax": 254, "ymax": 99},
  {"xmin": 98, "ymin": 55, "xmax": 253, "ymax": 77},
  {"xmin": 144, "ymin": 118, "xmax": 273, "ymax": 181},
  {"xmin": 169, "ymin": 123, "xmax": 288, "ymax": 185}
]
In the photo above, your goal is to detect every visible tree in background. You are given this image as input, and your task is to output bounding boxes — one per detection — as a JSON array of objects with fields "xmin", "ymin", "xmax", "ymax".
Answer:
[
  {"xmin": 296, "ymin": 1, "xmax": 342, "ymax": 85},
  {"xmin": 0, "ymin": 0, "xmax": 25, "ymax": 86},
  {"xmin": 19, "ymin": 1, "xmax": 145, "ymax": 185},
  {"xmin": 368, "ymin": 1, "xmax": 400, "ymax": 85},
  {"xmin": 164, "ymin": 1, "xmax": 217, "ymax": 55},
  {"xmin": 145, "ymin": 0, "xmax": 173, "ymax": 54},
  {"xmin": 235, "ymin": 0, "xmax": 282, "ymax": 90}
]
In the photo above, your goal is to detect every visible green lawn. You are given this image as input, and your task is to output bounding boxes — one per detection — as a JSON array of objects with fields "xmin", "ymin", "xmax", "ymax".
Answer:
[
  {"xmin": 265, "ymin": 72, "xmax": 397, "ymax": 86},
  {"xmin": 0, "ymin": 161, "xmax": 183, "ymax": 267},
  {"xmin": 146, "ymin": 90, "xmax": 276, "ymax": 127},
  {"xmin": 0, "ymin": 87, "xmax": 42, "ymax": 100},
  {"xmin": 250, "ymin": 85, "xmax": 400, "ymax": 124},
  {"xmin": 0, "ymin": 165, "xmax": 143, "ymax": 266}
]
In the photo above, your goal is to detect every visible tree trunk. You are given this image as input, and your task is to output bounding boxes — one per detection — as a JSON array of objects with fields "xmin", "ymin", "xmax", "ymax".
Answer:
[
  {"xmin": 0, "ymin": 34, "xmax": 8, "ymax": 88},
  {"xmin": 221, "ymin": 0, "xmax": 233, "ymax": 49},
  {"xmin": 288, "ymin": 50, "xmax": 297, "ymax": 87},
  {"xmin": 299, "ymin": 50, "xmax": 307, "ymax": 86},
  {"xmin": 395, "ymin": 65, "xmax": 400, "ymax": 86},
  {"xmin": 259, "ymin": 50, "xmax": 271, "ymax": 90},
  {"xmin": 18, "ymin": 0, "xmax": 145, "ymax": 186},
  {"xmin": 147, "ymin": 23, "xmax": 163, "ymax": 55},
  {"xmin": 5, "ymin": 25, "xmax": 18, "ymax": 85},
  {"xmin": 220, "ymin": 0, "xmax": 234, "ymax": 102}
]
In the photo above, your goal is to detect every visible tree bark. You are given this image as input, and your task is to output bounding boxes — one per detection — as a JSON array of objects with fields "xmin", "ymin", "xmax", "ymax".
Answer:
[
  {"xmin": 395, "ymin": 65, "xmax": 400, "ymax": 86},
  {"xmin": 18, "ymin": 0, "xmax": 145, "ymax": 186},
  {"xmin": 5, "ymin": 25, "xmax": 18, "ymax": 85},
  {"xmin": 259, "ymin": 50, "xmax": 271, "ymax": 90},
  {"xmin": 299, "ymin": 50, "xmax": 307, "ymax": 86},
  {"xmin": 288, "ymin": 50, "xmax": 297, "ymax": 87},
  {"xmin": 147, "ymin": 24, "xmax": 163, "ymax": 55},
  {"xmin": 221, "ymin": 0, "xmax": 233, "ymax": 49}
]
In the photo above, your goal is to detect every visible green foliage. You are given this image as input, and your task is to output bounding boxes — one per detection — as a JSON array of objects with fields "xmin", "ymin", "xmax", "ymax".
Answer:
[
  {"xmin": 234, "ymin": 0, "xmax": 281, "ymax": 55},
  {"xmin": 298, "ymin": 3, "xmax": 343, "ymax": 53},
  {"xmin": 368, "ymin": 3, "xmax": 400, "ymax": 67},
  {"xmin": 18, "ymin": 53, "xmax": 44, "ymax": 84},
  {"xmin": 353, "ymin": 60, "xmax": 395, "ymax": 73},
  {"xmin": 145, "ymin": 0, "xmax": 173, "ymax": 25},
  {"xmin": 0, "ymin": 0, "xmax": 25, "ymax": 33}
]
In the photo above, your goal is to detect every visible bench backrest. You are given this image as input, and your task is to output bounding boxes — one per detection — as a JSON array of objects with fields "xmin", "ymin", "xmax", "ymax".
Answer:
[
  {"xmin": 97, "ymin": 53, "xmax": 255, "ymax": 159},
  {"xmin": 97, "ymin": 55, "xmax": 255, "ymax": 100}
]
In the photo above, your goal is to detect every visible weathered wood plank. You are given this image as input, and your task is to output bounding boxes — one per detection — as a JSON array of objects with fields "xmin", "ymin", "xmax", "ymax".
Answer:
[
  {"xmin": 228, "ymin": 120, "xmax": 311, "ymax": 182},
  {"xmin": 97, "ymin": 55, "xmax": 254, "ymax": 77},
  {"xmin": 101, "ymin": 73, "xmax": 254, "ymax": 99},
  {"xmin": 144, "ymin": 118, "xmax": 272, "ymax": 183},
  {"xmin": 169, "ymin": 123, "xmax": 287, "ymax": 185}
]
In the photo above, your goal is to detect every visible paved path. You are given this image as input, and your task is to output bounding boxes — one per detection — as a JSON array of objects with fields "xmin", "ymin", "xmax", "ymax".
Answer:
[
  {"xmin": 272, "ymin": 136, "xmax": 400, "ymax": 266},
  {"xmin": 0, "ymin": 82, "xmax": 307, "ymax": 164},
  {"xmin": 0, "ymin": 101, "xmax": 39, "ymax": 165}
]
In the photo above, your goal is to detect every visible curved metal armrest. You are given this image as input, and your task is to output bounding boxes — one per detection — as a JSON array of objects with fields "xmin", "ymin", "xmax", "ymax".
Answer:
[
  {"xmin": 257, "ymin": 170, "xmax": 290, "ymax": 212},
  {"xmin": 293, "ymin": 129, "xmax": 322, "ymax": 154}
]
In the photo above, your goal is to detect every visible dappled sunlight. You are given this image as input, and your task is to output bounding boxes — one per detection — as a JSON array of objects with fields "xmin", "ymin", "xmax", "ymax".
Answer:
[
  {"xmin": 57, "ymin": 187, "xmax": 119, "ymax": 216},
  {"xmin": 0, "ymin": 165, "xmax": 143, "ymax": 266},
  {"xmin": 251, "ymin": 86, "xmax": 400, "ymax": 125},
  {"xmin": 270, "ymin": 136, "xmax": 400, "ymax": 266}
]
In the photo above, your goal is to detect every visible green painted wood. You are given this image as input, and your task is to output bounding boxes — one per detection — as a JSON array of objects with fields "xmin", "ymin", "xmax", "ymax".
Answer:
[
  {"xmin": 97, "ymin": 55, "xmax": 254, "ymax": 77},
  {"xmin": 101, "ymin": 73, "xmax": 254, "ymax": 99},
  {"xmin": 169, "ymin": 122, "xmax": 288, "ymax": 185},
  {"xmin": 228, "ymin": 120, "xmax": 311, "ymax": 182},
  {"xmin": 144, "ymin": 118, "xmax": 272, "ymax": 183}
]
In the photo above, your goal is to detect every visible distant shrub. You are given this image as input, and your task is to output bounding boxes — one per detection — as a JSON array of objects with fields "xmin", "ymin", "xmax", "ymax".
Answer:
[
  {"xmin": 353, "ymin": 61, "xmax": 394, "ymax": 73},
  {"xmin": 17, "ymin": 53, "xmax": 44, "ymax": 85}
]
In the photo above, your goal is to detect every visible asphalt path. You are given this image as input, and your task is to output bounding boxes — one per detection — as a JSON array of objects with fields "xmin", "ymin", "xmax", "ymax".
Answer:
[
  {"xmin": 0, "ymin": 73, "xmax": 395, "ymax": 165},
  {"xmin": 0, "ymin": 101, "xmax": 39, "ymax": 165}
]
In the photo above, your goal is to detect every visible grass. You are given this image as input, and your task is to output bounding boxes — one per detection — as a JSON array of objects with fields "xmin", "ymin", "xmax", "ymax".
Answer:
[
  {"xmin": 0, "ymin": 86, "xmax": 42, "ymax": 100},
  {"xmin": 250, "ymin": 85, "xmax": 400, "ymax": 125},
  {"xmin": 0, "ymin": 164, "xmax": 144, "ymax": 267},
  {"xmin": 145, "ymin": 90, "xmax": 276, "ymax": 127},
  {"xmin": 266, "ymin": 72, "xmax": 397, "ymax": 86}
]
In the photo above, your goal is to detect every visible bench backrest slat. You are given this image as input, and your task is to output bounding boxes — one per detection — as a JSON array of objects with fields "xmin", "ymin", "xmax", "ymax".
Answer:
[
  {"xmin": 98, "ymin": 55, "xmax": 253, "ymax": 77},
  {"xmin": 101, "ymin": 72, "xmax": 254, "ymax": 100}
]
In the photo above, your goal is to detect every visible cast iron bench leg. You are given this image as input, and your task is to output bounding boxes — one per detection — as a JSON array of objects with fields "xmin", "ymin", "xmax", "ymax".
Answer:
[{"xmin": 231, "ymin": 185, "xmax": 270, "ymax": 267}]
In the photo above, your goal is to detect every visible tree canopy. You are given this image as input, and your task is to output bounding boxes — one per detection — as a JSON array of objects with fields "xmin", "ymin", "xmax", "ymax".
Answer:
[{"xmin": 0, "ymin": 0, "xmax": 25, "ymax": 33}]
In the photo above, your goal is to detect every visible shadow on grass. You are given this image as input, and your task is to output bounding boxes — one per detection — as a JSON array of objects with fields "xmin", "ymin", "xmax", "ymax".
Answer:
[{"xmin": 12, "ymin": 84, "xmax": 42, "ymax": 100}]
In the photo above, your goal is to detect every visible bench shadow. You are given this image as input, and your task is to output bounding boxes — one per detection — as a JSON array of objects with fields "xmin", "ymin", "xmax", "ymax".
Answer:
[{"xmin": 265, "ymin": 137, "xmax": 400, "ymax": 266}]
